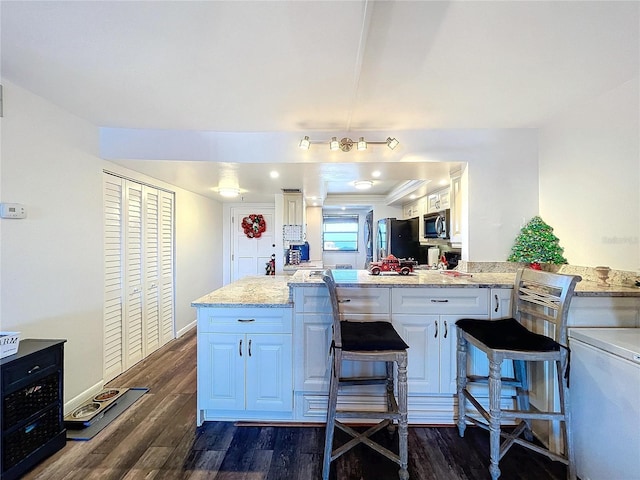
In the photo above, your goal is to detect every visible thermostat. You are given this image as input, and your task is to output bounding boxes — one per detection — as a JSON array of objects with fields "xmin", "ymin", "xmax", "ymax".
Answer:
[{"xmin": 0, "ymin": 203, "xmax": 27, "ymax": 219}]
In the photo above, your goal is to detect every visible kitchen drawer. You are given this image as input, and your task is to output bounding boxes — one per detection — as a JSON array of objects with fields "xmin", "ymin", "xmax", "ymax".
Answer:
[
  {"xmin": 392, "ymin": 288, "xmax": 489, "ymax": 315},
  {"xmin": 198, "ymin": 307, "xmax": 292, "ymax": 334},
  {"xmin": 294, "ymin": 287, "xmax": 330, "ymax": 313},
  {"xmin": 2, "ymin": 349, "xmax": 61, "ymax": 392},
  {"xmin": 335, "ymin": 287, "xmax": 390, "ymax": 316}
]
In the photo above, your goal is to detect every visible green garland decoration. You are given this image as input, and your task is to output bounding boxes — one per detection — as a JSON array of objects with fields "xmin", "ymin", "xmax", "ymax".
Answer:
[{"xmin": 507, "ymin": 216, "xmax": 567, "ymax": 264}]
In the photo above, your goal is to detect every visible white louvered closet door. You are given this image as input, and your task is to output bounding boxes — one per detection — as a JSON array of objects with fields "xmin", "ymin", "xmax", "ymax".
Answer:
[
  {"xmin": 103, "ymin": 173, "xmax": 175, "ymax": 383},
  {"xmin": 159, "ymin": 190, "xmax": 175, "ymax": 345},
  {"xmin": 144, "ymin": 186, "xmax": 161, "ymax": 355},
  {"xmin": 103, "ymin": 175, "xmax": 125, "ymax": 381},
  {"xmin": 125, "ymin": 180, "xmax": 145, "ymax": 367}
]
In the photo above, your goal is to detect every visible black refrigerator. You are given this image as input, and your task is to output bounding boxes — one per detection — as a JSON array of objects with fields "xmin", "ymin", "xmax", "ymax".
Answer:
[{"xmin": 376, "ymin": 218, "xmax": 421, "ymax": 261}]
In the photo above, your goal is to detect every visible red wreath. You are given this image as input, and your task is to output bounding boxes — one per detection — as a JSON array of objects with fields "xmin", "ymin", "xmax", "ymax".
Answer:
[{"xmin": 241, "ymin": 214, "xmax": 267, "ymax": 238}]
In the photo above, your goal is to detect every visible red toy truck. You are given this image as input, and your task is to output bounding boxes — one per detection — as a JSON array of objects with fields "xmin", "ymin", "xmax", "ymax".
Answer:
[{"xmin": 368, "ymin": 254, "xmax": 417, "ymax": 276}]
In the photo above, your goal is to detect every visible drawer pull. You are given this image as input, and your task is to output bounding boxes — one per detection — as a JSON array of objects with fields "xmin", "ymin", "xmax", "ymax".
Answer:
[
  {"xmin": 338, "ymin": 299, "xmax": 351, "ymax": 303},
  {"xmin": 239, "ymin": 339, "xmax": 243, "ymax": 356},
  {"xmin": 237, "ymin": 318, "xmax": 256, "ymax": 323},
  {"xmin": 430, "ymin": 299, "xmax": 449, "ymax": 303},
  {"xmin": 28, "ymin": 365, "xmax": 41, "ymax": 374}
]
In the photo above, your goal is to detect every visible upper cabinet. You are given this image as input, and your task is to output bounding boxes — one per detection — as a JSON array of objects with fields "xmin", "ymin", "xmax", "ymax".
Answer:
[
  {"xmin": 283, "ymin": 193, "xmax": 305, "ymax": 226},
  {"xmin": 426, "ymin": 187, "xmax": 450, "ymax": 213},
  {"xmin": 449, "ymin": 174, "xmax": 462, "ymax": 245},
  {"xmin": 402, "ymin": 199, "xmax": 422, "ymax": 219},
  {"xmin": 283, "ymin": 192, "xmax": 306, "ymax": 243}
]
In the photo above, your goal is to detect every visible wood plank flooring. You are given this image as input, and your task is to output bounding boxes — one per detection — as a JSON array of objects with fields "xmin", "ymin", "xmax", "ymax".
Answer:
[{"xmin": 23, "ymin": 328, "xmax": 568, "ymax": 480}]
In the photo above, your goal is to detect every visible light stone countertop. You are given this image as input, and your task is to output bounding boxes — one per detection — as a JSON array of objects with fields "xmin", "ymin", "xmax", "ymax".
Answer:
[
  {"xmin": 289, "ymin": 269, "xmax": 640, "ymax": 297},
  {"xmin": 192, "ymin": 268, "xmax": 640, "ymax": 308},
  {"xmin": 191, "ymin": 275, "xmax": 293, "ymax": 307},
  {"xmin": 288, "ymin": 269, "xmax": 517, "ymax": 289}
]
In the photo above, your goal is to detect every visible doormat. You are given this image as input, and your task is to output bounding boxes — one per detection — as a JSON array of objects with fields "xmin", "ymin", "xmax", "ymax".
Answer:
[{"xmin": 66, "ymin": 387, "xmax": 148, "ymax": 441}]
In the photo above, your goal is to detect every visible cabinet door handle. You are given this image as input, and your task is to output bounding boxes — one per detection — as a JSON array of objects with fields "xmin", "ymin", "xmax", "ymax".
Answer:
[
  {"xmin": 28, "ymin": 365, "xmax": 41, "ymax": 374},
  {"xmin": 494, "ymin": 294, "xmax": 499, "ymax": 313},
  {"xmin": 444, "ymin": 321, "xmax": 448, "ymax": 339},
  {"xmin": 237, "ymin": 318, "xmax": 255, "ymax": 323},
  {"xmin": 430, "ymin": 299, "xmax": 449, "ymax": 303},
  {"xmin": 248, "ymin": 339, "xmax": 252, "ymax": 357},
  {"xmin": 338, "ymin": 299, "xmax": 351, "ymax": 303},
  {"xmin": 434, "ymin": 321, "xmax": 438, "ymax": 338},
  {"xmin": 239, "ymin": 339, "xmax": 243, "ymax": 357}
]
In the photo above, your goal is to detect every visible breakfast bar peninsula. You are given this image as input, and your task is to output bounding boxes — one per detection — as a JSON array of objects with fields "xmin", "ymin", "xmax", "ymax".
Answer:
[{"xmin": 192, "ymin": 268, "xmax": 640, "ymax": 426}]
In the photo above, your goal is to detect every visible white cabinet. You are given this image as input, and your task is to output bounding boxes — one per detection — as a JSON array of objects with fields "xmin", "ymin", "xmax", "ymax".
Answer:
[
  {"xmin": 392, "ymin": 314, "xmax": 457, "ymax": 394},
  {"xmin": 402, "ymin": 199, "xmax": 421, "ymax": 219},
  {"xmin": 449, "ymin": 174, "xmax": 463, "ymax": 244},
  {"xmin": 392, "ymin": 288, "xmax": 490, "ymax": 396},
  {"xmin": 283, "ymin": 193, "xmax": 304, "ymax": 225},
  {"xmin": 293, "ymin": 286, "xmax": 390, "ymax": 393},
  {"xmin": 196, "ymin": 307, "xmax": 293, "ymax": 424},
  {"xmin": 490, "ymin": 288, "xmax": 513, "ymax": 319},
  {"xmin": 293, "ymin": 286, "xmax": 392, "ymax": 419},
  {"xmin": 426, "ymin": 187, "xmax": 450, "ymax": 213},
  {"xmin": 293, "ymin": 286, "xmax": 332, "ymax": 393}
]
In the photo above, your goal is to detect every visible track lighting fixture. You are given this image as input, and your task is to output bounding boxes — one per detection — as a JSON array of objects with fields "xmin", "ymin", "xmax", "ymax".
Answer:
[{"xmin": 299, "ymin": 136, "xmax": 400, "ymax": 152}]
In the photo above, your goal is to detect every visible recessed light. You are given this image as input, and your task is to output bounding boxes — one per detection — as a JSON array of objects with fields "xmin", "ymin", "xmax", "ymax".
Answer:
[
  {"xmin": 372, "ymin": 170, "xmax": 381, "ymax": 178},
  {"xmin": 270, "ymin": 171, "xmax": 279, "ymax": 179},
  {"xmin": 439, "ymin": 179, "xmax": 449, "ymax": 186},
  {"xmin": 409, "ymin": 194, "xmax": 416, "ymax": 200}
]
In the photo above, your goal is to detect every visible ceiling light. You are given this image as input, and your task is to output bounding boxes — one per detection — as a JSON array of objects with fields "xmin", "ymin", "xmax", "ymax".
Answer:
[
  {"xmin": 299, "ymin": 136, "xmax": 310, "ymax": 150},
  {"xmin": 299, "ymin": 135, "xmax": 400, "ymax": 152},
  {"xmin": 354, "ymin": 180, "xmax": 373, "ymax": 190},
  {"xmin": 270, "ymin": 171, "xmax": 279, "ymax": 178},
  {"xmin": 218, "ymin": 187, "xmax": 240, "ymax": 197},
  {"xmin": 386, "ymin": 137, "xmax": 399, "ymax": 150},
  {"xmin": 372, "ymin": 170, "xmax": 381, "ymax": 178}
]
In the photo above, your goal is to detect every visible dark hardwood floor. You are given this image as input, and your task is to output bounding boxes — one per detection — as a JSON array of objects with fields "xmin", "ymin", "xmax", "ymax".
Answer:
[{"xmin": 23, "ymin": 328, "xmax": 567, "ymax": 480}]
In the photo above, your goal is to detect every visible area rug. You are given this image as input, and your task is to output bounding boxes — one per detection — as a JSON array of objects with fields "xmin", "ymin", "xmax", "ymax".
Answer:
[{"xmin": 66, "ymin": 387, "xmax": 148, "ymax": 441}]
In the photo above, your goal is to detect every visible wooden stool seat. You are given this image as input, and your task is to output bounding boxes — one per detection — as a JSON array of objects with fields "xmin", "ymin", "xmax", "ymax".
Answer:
[
  {"xmin": 455, "ymin": 268, "xmax": 581, "ymax": 480},
  {"xmin": 322, "ymin": 270, "xmax": 410, "ymax": 480}
]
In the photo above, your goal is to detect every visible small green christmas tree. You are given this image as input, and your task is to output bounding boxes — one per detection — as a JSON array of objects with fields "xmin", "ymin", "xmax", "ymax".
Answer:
[{"xmin": 508, "ymin": 216, "xmax": 567, "ymax": 264}]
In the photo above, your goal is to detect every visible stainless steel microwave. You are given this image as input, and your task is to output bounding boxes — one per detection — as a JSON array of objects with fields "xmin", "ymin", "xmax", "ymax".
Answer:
[{"xmin": 423, "ymin": 209, "xmax": 450, "ymax": 239}]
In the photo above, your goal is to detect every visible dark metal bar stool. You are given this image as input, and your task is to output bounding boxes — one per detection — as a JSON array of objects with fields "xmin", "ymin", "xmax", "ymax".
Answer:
[
  {"xmin": 455, "ymin": 268, "xmax": 581, "ymax": 480},
  {"xmin": 321, "ymin": 270, "xmax": 409, "ymax": 480}
]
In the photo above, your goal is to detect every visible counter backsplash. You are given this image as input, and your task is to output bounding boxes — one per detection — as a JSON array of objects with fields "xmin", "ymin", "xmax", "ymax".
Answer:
[{"xmin": 456, "ymin": 261, "xmax": 639, "ymax": 288}]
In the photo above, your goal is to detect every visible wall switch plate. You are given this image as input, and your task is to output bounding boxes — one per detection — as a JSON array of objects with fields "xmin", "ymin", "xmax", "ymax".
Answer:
[{"xmin": 0, "ymin": 203, "xmax": 27, "ymax": 219}]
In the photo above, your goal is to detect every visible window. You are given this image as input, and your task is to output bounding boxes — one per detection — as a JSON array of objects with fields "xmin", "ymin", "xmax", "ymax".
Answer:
[{"xmin": 323, "ymin": 215, "xmax": 359, "ymax": 251}]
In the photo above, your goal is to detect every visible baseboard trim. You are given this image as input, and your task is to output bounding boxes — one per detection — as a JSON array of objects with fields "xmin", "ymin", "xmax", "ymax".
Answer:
[{"xmin": 177, "ymin": 319, "xmax": 196, "ymax": 337}]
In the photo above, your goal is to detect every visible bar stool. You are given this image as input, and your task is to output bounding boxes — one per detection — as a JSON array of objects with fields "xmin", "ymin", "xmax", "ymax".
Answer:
[
  {"xmin": 455, "ymin": 268, "xmax": 581, "ymax": 480},
  {"xmin": 321, "ymin": 270, "xmax": 409, "ymax": 480}
]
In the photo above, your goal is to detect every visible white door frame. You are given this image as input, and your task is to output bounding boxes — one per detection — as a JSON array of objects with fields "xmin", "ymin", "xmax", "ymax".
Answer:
[{"xmin": 222, "ymin": 200, "xmax": 282, "ymax": 285}]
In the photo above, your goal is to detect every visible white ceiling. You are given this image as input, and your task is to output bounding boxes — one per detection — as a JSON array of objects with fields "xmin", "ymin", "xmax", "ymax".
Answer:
[{"xmin": 2, "ymin": 1, "xmax": 638, "ymax": 204}]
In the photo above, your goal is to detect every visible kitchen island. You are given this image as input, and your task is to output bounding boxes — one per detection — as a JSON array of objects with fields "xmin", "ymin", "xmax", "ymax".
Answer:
[{"xmin": 192, "ymin": 269, "xmax": 640, "ymax": 426}]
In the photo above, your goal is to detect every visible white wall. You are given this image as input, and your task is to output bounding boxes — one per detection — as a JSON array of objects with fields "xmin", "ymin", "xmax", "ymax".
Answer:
[
  {"xmin": 465, "ymin": 129, "xmax": 540, "ymax": 261},
  {"xmin": 539, "ymin": 78, "xmax": 640, "ymax": 271},
  {"xmin": 0, "ymin": 81, "xmax": 222, "ymax": 406}
]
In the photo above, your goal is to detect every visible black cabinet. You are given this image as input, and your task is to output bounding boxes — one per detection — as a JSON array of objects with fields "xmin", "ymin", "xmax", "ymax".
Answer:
[{"xmin": 1, "ymin": 339, "xmax": 66, "ymax": 480}]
